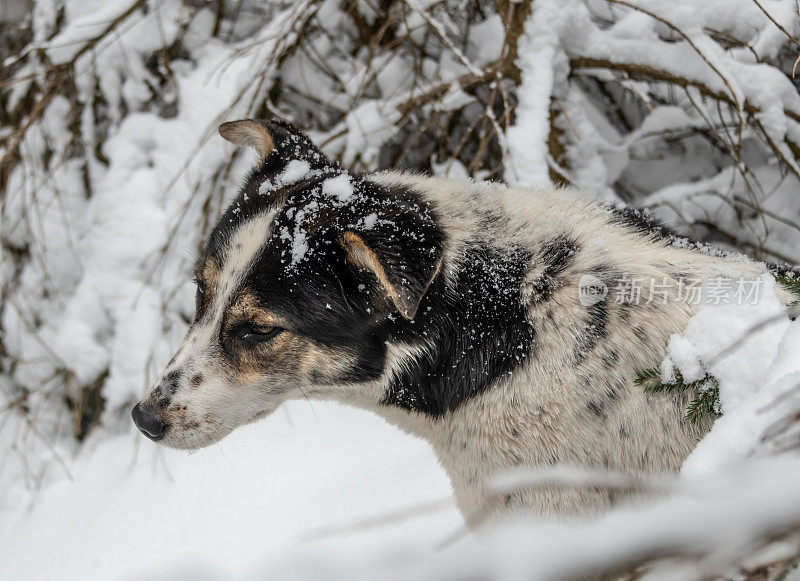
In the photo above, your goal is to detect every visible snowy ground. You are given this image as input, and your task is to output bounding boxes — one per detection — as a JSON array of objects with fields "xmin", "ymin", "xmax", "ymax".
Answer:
[{"xmin": 0, "ymin": 402, "xmax": 462, "ymax": 580}]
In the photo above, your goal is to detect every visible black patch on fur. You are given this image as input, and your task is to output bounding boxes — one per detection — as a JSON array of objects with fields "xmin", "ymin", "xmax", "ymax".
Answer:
[
  {"xmin": 604, "ymin": 203, "xmax": 677, "ymax": 241},
  {"xmin": 382, "ymin": 243, "xmax": 536, "ymax": 417},
  {"xmin": 587, "ymin": 400, "xmax": 606, "ymax": 419},
  {"xmin": 527, "ymin": 235, "xmax": 580, "ymax": 301},
  {"xmin": 618, "ymin": 301, "xmax": 632, "ymax": 323},
  {"xmin": 602, "ymin": 349, "xmax": 619, "ymax": 367},
  {"xmin": 573, "ymin": 300, "xmax": 608, "ymax": 364},
  {"xmin": 163, "ymin": 370, "xmax": 181, "ymax": 395},
  {"xmin": 607, "ymin": 378, "xmax": 624, "ymax": 401}
]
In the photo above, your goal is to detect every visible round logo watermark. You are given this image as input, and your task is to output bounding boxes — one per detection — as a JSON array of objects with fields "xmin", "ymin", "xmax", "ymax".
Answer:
[{"xmin": 578, "ymin": 274, "xmax": 608, "ymax": 306}]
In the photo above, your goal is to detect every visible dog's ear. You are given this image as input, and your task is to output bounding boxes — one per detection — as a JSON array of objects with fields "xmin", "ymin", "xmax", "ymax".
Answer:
[
  {"xmin": 340, "ymin": 210, "xmax": 443, "ymax": 320},
  {"xmin": 219, "ymin": 120, "xmax": 275, "ymax": 160},
  {"xmin": 219, "ymin": 118, "xmax": 333, "ymax": 170}
]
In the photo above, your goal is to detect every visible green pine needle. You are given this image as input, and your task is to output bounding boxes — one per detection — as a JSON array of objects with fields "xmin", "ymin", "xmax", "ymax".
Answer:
[
  {"xmin": 634, "ymin": 368, "xmax": 721, "ymax": 423},
  {"xmin": 633, "ymin": 367, "xmax": 661, "ymax": 388},
  {"xmin": 776, "ymin": 272, "xmax": 800, "ymax": 303},
  {"xmin": 685, "ymin": 380, "xmax": 720, "ymax": 423}
]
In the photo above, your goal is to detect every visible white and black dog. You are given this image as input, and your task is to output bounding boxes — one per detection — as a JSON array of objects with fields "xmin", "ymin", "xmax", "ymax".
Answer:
[{"xmin": 133, "ymin": 118, "xmax": 796, "ymax": 524}]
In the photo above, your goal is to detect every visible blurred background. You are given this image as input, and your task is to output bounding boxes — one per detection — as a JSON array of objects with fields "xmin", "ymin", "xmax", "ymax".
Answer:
[{"xmin": 2, "ymin": 0, "xmax": 800, "ymax": 579}]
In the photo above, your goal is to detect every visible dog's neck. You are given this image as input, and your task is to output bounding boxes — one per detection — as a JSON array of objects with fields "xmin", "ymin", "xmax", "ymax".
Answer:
[
  {"xmin": 326, "ymin": 353, "xmax": 530, "ymax": 524},
  {"xmin": 324, "ymin": 327, "xmax": 526, "ymax": 448},
  {"xmin": 324, "ymin": 342, "xmax": 441, "ymax": 439},
  {"xmin": 321, "ymin": 231, "xmax": 540, "ymax": 468}
]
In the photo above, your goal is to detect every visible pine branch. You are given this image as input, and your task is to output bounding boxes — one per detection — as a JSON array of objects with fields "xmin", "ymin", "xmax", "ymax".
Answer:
[
  {"xmin": 686, "ymin": 381, "xmax": 720, "ymax": 424},
  {"xmin": 635, "ymin": 368, "xmax": 721, "ymax": 423},
  {"xmin": 634, "ymin": 367, "xmax": 670, "ymax": 391},
  {"xmin": 776, "ymin": 272, "xmax": 800, "ymax": 300}
]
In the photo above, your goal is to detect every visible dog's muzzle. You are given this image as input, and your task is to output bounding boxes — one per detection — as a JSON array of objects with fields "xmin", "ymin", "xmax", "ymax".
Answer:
[{"xmin": 131, "ymin": 402, "xmax": 168, "ymax": 441}]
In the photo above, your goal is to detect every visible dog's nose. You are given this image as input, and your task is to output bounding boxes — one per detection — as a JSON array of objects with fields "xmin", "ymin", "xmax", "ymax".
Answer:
[{"xmin": 131, "ymin": 402, "xmax": 167, "ymax": 441}]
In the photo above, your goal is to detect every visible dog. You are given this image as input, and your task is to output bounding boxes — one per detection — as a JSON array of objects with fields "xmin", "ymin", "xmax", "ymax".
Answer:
[{"xmin": 132, "ymin": 118, "xmax": 797, "ymax": 524}]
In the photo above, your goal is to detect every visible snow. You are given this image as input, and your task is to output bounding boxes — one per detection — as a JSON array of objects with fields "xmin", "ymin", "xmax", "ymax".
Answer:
[
  {"xmin": 280, "ymin": 223, "xmax": 309, "ymax": 268},
  {"xmin": 322, "ymin": 174, "xmax": 355, "ymax": 203},
  {"xmin": 340, "ymin": 100, "xmax": 401, "ymax": 168},
  {"xmin": 663, "ymin": 274, "xmax": 789, "ymax": 413},
  {"xmin": 663, "ymin": 334, "xmax": 705, "ymax": 384},
  {"xmin": 289, "ymin": 226, "xmax": 309, "ymax": 266},
  {"xmin": 5, "ymin": 400, "xmax": 800, "ymax": 580},
  {"xmin": 0, "ymin": 402, "xmax": 460, "ymax": 580},
  {"xmin": 676, "ymin": 276, "xmax": 800, "ymax": 477},
  {"xmin": 466, "ymin": 14, "xmax": 505, "ymax": 66},
  {"xmin": 260, "ymin": 159, "xmax": 315, "ymax": 196},
  {"xmin": 504, "ymin": 0, "xmax": 569, "ymax": 187},
  {"xmin": 362, "ymin": 213, "xmax": 379, "ymax": 230}
]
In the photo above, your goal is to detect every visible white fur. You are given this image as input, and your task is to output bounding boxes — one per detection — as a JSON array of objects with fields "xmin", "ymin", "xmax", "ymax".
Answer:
[{"xmin": 145, "ymin": 210, "xmax": 283, "ymax": 448}]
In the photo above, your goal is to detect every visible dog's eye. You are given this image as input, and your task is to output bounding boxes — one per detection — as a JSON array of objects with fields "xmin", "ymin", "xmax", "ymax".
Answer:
[{"xmin": 236, "ymin": 324, "xmax": 282, "ymax": 343}]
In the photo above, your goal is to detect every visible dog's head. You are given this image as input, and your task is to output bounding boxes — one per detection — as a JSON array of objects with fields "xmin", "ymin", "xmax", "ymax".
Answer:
[{"xmin": 132, "ymin": 119, "xmax": 444, "ymax": 448}]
